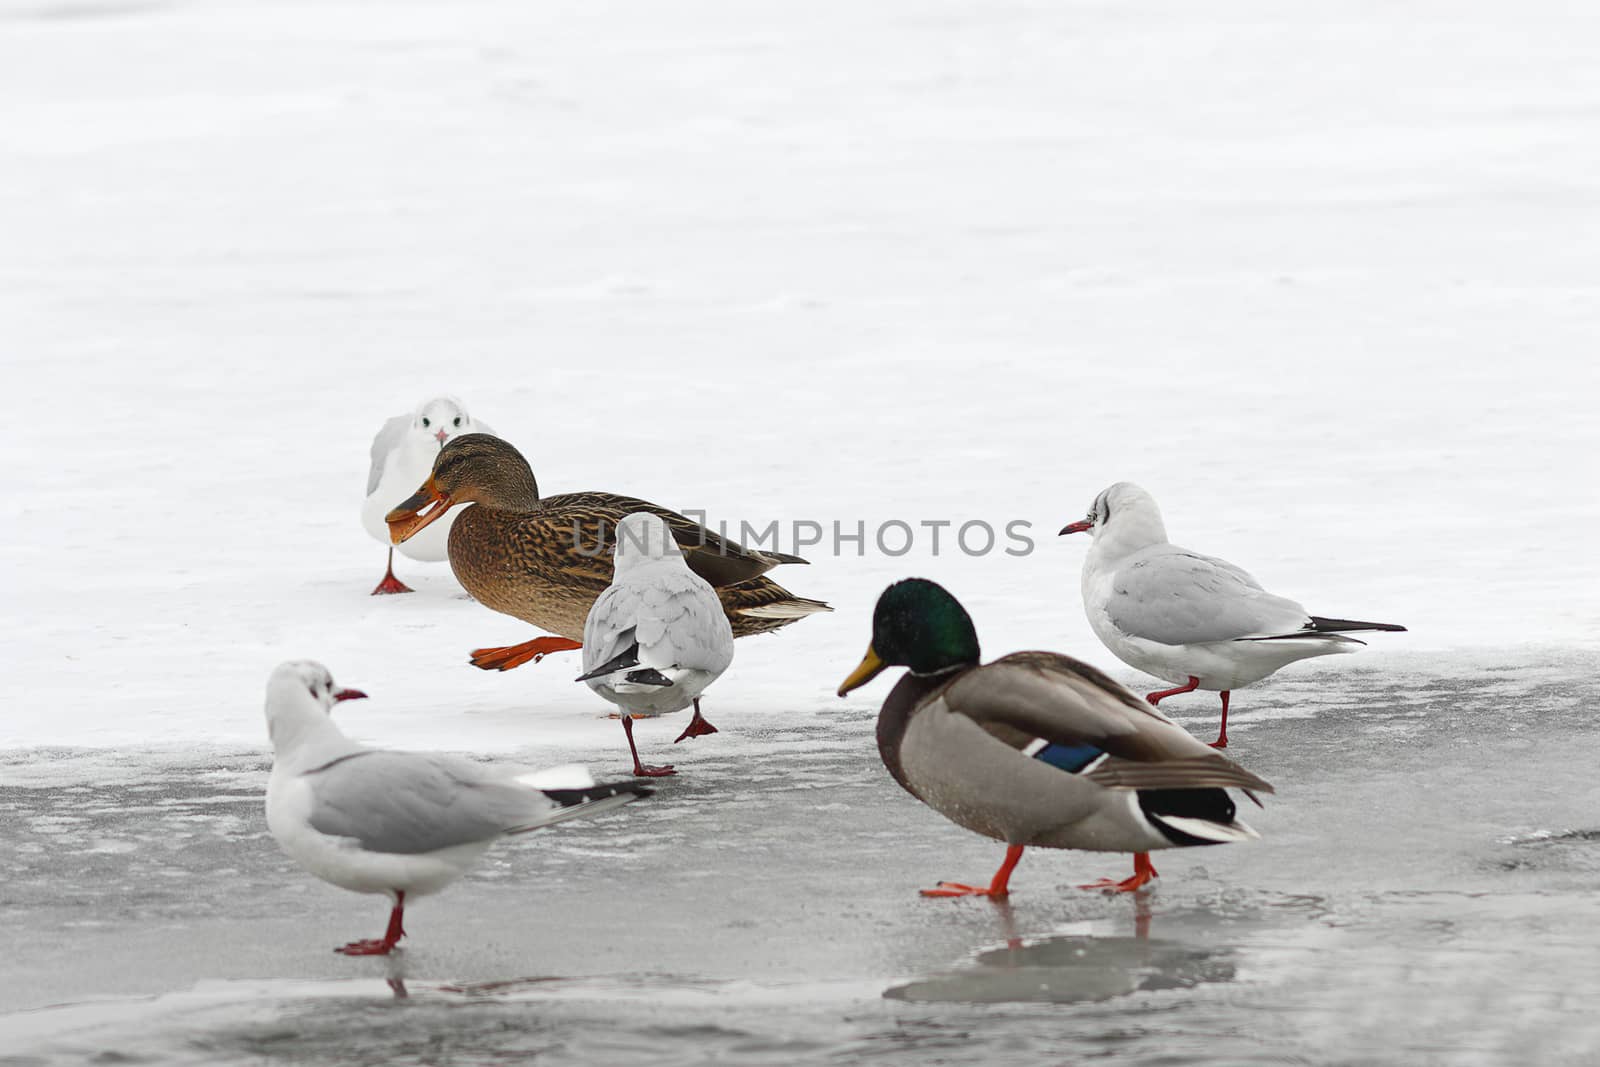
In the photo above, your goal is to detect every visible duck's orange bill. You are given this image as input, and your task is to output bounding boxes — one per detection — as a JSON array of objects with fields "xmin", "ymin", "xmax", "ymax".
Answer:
[
  {"xmin": 386, "ymin": 478, "xmax": 453, "ymax": 544},
  {"xmin": 837, "ymin": 645, "xmax": 886, "ymax": 697}
]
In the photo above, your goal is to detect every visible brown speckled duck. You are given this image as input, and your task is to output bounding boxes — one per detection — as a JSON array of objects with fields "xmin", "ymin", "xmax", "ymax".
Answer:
[{"xmin": 386, "ymin": 434, "xmax": 829, "ymax": 674}]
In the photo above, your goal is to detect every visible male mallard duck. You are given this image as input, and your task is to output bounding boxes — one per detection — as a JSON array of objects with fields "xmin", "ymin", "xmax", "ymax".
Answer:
[
  {"xmin": 361, "ymin": 397, "xmax": 494, "ymax": 595},
  {"xmin": 576, "ymin": 513, "xmax": 736, "ymax": 777},
  {"xmin": 386, "ymin": 434, "xmax": 828, "ymax": 670},
  {"xmin": 837, "ymin": 579, "xmax": 1274, "ymax": 896},
  {"xmin": 1061, "ymin": 482, "xmax": 1405, "ymax": 747}
]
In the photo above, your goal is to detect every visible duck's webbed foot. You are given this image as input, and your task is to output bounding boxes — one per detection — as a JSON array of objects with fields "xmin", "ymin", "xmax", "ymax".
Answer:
[{"xmin": 469, "ymin": 636, "xmax": 583, "ymax": 671}]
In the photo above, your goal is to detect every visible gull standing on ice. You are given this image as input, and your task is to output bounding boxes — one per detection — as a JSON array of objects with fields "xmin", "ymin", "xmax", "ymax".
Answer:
[
  {"xmin": 264, "ymin": 660, "xmax": 649, "ymax": 955},
  {"xmin": 362, "ymin": 396, "xmax": 493, "ymax": 595},
  {"xmin": 577, "ymin": 512, "xmax": 735, "ymax": 778},
  {"xmin": 1061, "ymin": 482, "xmax": 1406, "ymax": 748}
]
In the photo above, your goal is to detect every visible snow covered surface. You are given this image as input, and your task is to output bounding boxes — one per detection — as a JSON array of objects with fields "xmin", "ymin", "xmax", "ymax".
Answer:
[
  {"xmin": 5, "ymin": 0, "xmax": 1597, "ymax": 759},
  {"xmin": 3, "ymin": 0, "xmax": 1599, "ymax": 1061}
]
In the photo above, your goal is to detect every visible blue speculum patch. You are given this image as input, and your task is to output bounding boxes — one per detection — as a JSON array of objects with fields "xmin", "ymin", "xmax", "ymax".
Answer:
[{"xmin": 1033, "ymin": 741, "xmax": 1103, "ymax": 773}]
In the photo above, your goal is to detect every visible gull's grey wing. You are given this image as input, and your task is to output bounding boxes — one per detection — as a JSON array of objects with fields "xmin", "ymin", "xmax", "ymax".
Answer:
[
  {"xmin": 636, "ymin": 571, "xmax": 734, "ymax": 674},
  {"xmin": 583, "ymin": 584, "xmax": 638, "ymax": 673},
  {"xmin": 585, "ymin": 565, "xmax": 733, "ymax": 675},
  {"xmin": 366, "ymin": 415, "xmax": 411, "ymax": 496},
  {"xmin": 1106, "ymin": 546, "xmax": 1312, "ymax": 645},
  {"xmin": 305, "ymin": 750, "xmax": 552, "ymax": 854}
]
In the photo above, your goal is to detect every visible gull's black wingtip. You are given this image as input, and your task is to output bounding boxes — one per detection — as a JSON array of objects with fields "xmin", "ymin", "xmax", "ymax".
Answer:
[
  {"xmin": 1307, "ymin": 616, "xmax": 1408, "ymax": 634},
  {"xmin": 543, "ymin": 781, "xmax": 656, "ymax": 806}
]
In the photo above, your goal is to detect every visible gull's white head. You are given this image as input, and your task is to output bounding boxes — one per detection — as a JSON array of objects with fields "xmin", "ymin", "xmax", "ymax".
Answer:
[
  {"xmin": 264, "ymin": 660, "xmax": 367, "ymax": 750},
  {"xmin": 612, "ymin": 512, "xmax": 683, "ymax": 574},
  {"xmin": 1059, "ymin": 482, "xmax": 1169, "ymax": 555},
  {"xmin": 411, "ymin": 396, "xmax": 481, "ymax": 450}
]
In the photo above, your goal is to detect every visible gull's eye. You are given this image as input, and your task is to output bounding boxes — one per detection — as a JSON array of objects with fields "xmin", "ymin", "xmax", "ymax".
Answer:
[
  {"xmin": 421, "ymin": 417, "xmax": 431, "ymax": 428},
  {"xmin": 453, "ymin": 416, "xmax": 462, "ymax": 427}
]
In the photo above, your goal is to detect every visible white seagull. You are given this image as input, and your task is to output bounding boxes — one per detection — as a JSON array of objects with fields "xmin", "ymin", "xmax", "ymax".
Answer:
[
  {"xmin": 264, "ymin": 660, "xmax": 649, "ymax": 956},
  {"xmin": 362, "ymin": 396, "xmax": 494, "ymax": 595},
  {"xmin": 1061, "ymin": 482, "xmax": 1405, "ymax": 748},
  {"xmin": 576, "ymin": 512, "xmax": 735, "ymax": 778}
]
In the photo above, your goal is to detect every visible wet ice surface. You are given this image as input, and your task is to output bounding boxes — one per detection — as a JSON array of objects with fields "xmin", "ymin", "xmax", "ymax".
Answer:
[{"xmin": 5, "ymin": 651, "xmax": 1599, "ymax": 1066}]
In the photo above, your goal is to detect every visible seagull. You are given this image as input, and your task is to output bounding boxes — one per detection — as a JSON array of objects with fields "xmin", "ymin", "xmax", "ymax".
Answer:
[
  {"xmin": 361, "ymin": 397, "xmax": 494, "ymax": 595},
  {"xmin": 577, "ymin": 512, "xmax": 735, "ymax": 777},
  {"xmin": 1060, "ymin": 482, "xmax": 1406, "ymax": 748},
  {"xmin": 264, "ymin": 660, "xmax": 650, "ymax": 956}
]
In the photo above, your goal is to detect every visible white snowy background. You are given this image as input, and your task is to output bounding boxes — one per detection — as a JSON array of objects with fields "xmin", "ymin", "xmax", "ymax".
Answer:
[{"xmin": 3, "ymin": 0, "xmax": 1597, "ymax": 759}]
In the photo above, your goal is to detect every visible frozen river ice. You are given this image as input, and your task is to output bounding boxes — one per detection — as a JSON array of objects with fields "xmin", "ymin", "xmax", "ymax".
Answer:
[
  {"xmin": 5, "ymin": 651, "xmax": 1600, "ymax": 1064},
  {"xmin": 4, "ymin": 0, "xmax": 1600, "ymax": 1062}
]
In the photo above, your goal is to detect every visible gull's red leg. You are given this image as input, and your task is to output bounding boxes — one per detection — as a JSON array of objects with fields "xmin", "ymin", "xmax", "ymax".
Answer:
[
  {"xmin": 622, "ymin": 716, "xmax": 676, "ymax": 777},
  {"xmin": 1145, "ymin": 676, "xmax": 1200, "ymax": 705},
  {"xmin": 336, "ymin": 891, "xmax": 407, "ymax": 955},
  {"xmin": 469, "ymin": 636, "xmax": 583, "ymax": 671},
  {"xmin": 1078, "ymin": 852, "xmax": 1159, "ymax": 893},
  {"xmin": 1210, "ymin": 691, "xmax": 1231, "ymax": 749},
  {"xmin": 674, "ymin": 699, "xmax": 720, "ymax": 743},
  {"xmin": 371, "ymin": 548, "xmax": 413, "ymax": 596},
  {"xmin": 922, "ymin": 844, "xmax": 1025, "ymax": 899}
]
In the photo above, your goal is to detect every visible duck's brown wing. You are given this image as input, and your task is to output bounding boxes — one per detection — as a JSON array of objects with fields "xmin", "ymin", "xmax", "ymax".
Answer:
[
  {"xmin": 456, "ymin": 495, "xmax": 830, "ymax": 639},
  {"xmin": 717, "ymin": 577, "xmax": 833, "ymax": 637},
  {"xmin": 544, "ymin": 492, "xmax": 810, "ymax": 586}
]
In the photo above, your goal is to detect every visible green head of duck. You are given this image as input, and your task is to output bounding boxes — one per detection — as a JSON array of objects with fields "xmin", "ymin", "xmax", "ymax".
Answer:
[{"xmin": 838, "ymin": 578, "xmax": 982, "ymax": 695}]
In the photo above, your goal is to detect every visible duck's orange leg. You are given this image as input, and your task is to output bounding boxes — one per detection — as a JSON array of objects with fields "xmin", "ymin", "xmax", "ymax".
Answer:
[
  {"xmin": 922, "ymin": 845, "xmax": 1024, "ymax": 899},
  {"xmin": 1078, "ymin": 852, "xmax": 1158, "ymax": 893},
  {"xmin": 469, "ymin": 636, "xmax": 583, "ymax": 671},
  {"xmin": 673, "ymin": 699, "xmax": 719, "ymax": 743}
]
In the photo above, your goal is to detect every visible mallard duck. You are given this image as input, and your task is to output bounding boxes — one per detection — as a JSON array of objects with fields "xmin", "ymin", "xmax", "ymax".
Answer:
[
  {"xmin": 386, "ymin": 434, "xmax": 828, "ymax": 669},
  {"xmin": 837, "ymin": 578, "xmax": 1274, "ymax": 896},
  {"xmin": 576, "ymin": 512, "xmax": 736, "ymax": 777},
  {"xmin": 1061, "ymin": 482, "xmax": 1405, "ymax": 747},
  {"xmin": 264, "ymin": 661, "xmax": 650, "ymax": 955},
  {"xmin": 361, "ymin": 396, "xmax": 494, "ymax": 595}
]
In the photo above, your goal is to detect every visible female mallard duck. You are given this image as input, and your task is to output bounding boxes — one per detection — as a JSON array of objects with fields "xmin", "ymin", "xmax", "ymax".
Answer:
[
  {"xmin": 386, "ymin": 434, "xmax": 828, "ymax": 679},
  {"xmin": 837, "ymin": 579, "xmax": 1274, "ymax": 896}
]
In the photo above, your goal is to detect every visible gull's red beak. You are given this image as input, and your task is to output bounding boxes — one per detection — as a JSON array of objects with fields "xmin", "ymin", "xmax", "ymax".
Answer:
[
  {"xmin": 1059, "ymin": 519, "xmax": 1093, "ymax": 536},
  {"xmin": 435, "ymin": 428, "xmax": 448, "ymax": 443},
  {"xmin": 333, "ymin": 688, "xmax": 368, "ymax": 702}
]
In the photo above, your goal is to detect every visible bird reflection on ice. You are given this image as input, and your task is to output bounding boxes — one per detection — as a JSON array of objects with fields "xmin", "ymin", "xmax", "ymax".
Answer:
[
  {"xmin": 885, "ymin": 935, "xmax": 1234, "ymax": 1005},
  {"xmin": 886, "ymin": 897, "xmax": 1230, "ymax": 1005}
]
